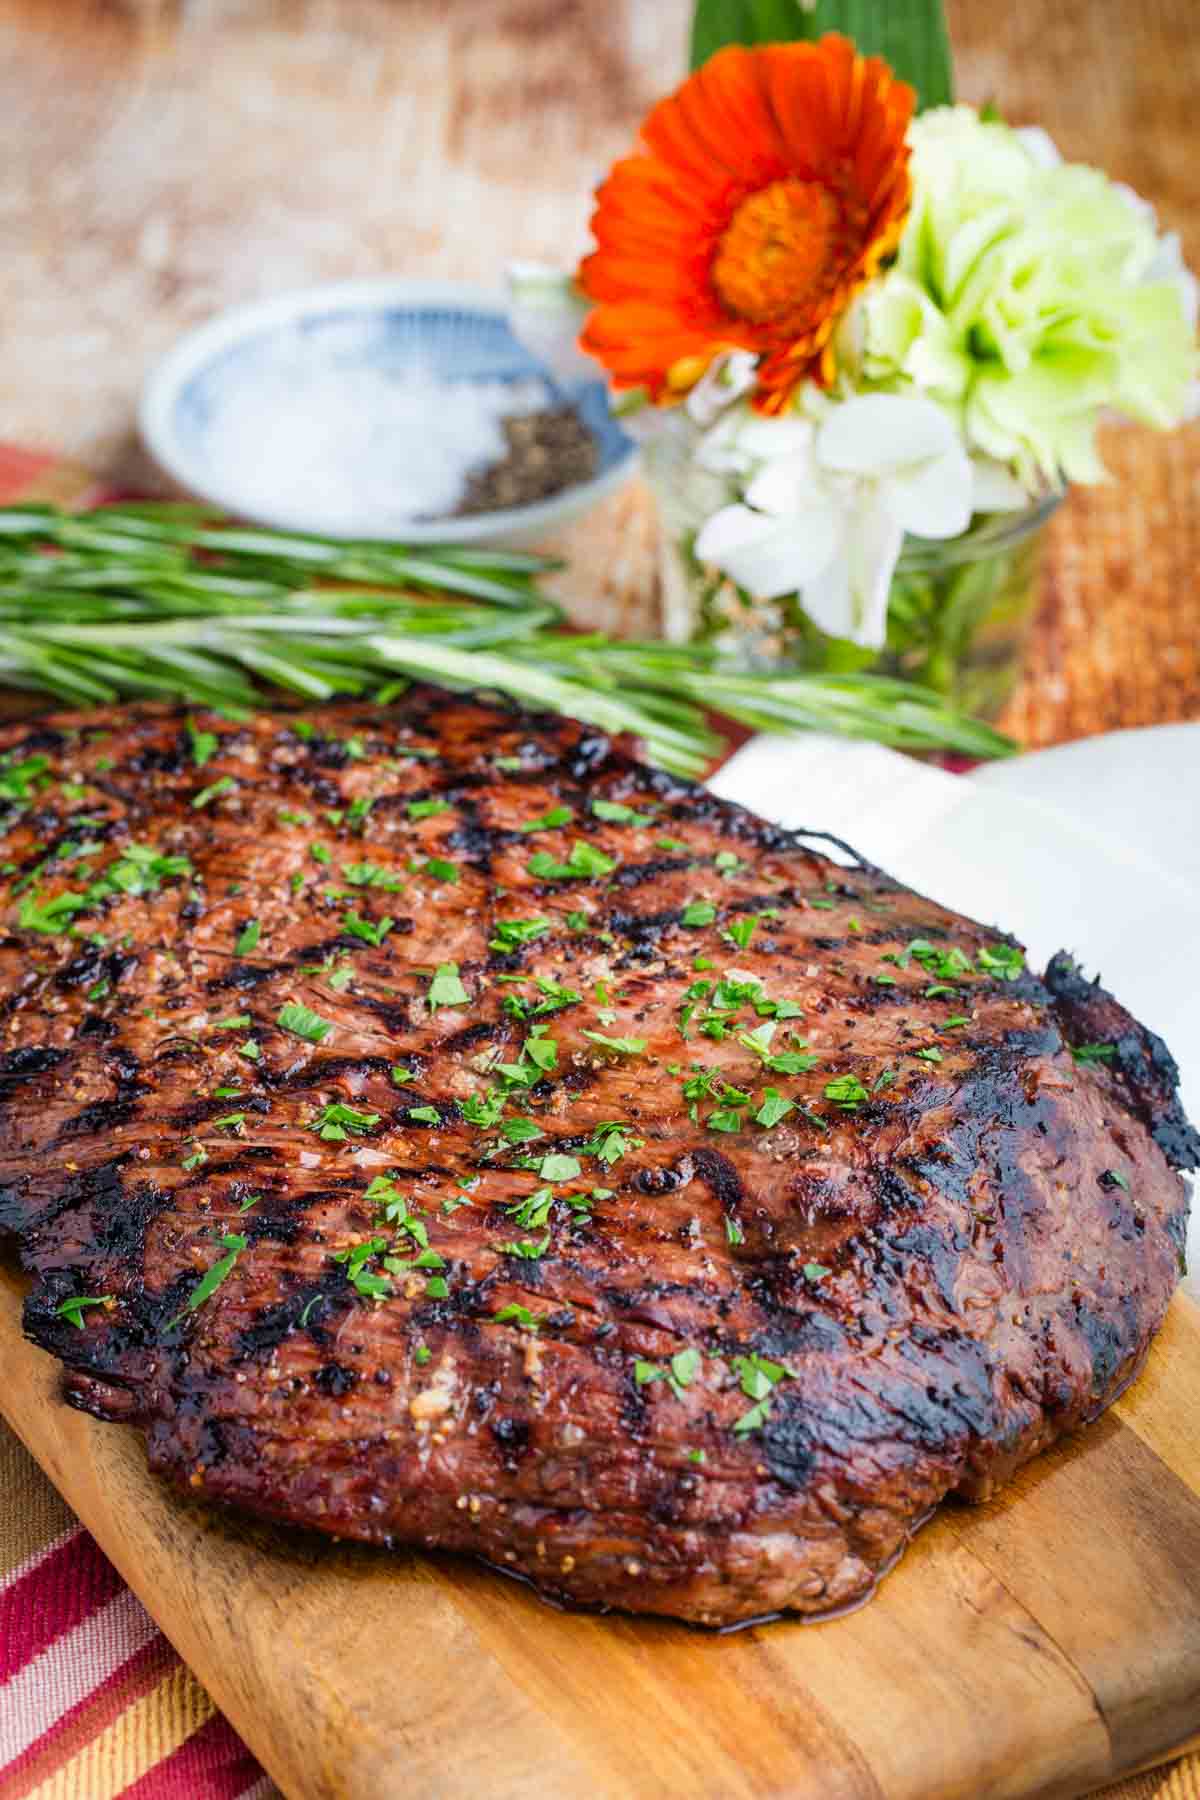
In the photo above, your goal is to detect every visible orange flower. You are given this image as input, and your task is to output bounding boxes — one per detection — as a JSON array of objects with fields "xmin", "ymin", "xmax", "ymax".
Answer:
[{"xmin": 577, "ymin": 36, "xmax": 914, "ymax": 412}]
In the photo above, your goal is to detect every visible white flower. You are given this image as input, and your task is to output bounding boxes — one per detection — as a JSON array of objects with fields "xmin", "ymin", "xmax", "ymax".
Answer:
[{"xmin": 693, "ymin": 394, "xmax": 977, "ymax": 648}]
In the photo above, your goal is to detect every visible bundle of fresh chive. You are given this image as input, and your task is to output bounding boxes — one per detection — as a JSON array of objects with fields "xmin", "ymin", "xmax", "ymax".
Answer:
[{"xmin": 0, "ymin": 504, "xmax": 1013, "ymax": 775}]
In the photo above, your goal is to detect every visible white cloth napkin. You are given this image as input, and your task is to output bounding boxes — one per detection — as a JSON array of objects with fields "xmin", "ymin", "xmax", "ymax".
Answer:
[{"xmin": 709, "ymin": 734, "xmax": 1200, "ymax": 1292}]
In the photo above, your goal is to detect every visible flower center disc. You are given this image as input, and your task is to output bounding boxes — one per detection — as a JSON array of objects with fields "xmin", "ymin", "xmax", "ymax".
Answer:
[{"xmin": 713, "ymin": 179, "xmax": 848, "ymax": 325}]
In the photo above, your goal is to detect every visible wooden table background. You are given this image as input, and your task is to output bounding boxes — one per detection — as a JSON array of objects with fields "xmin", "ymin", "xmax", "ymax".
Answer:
[
  {"xmin": 0, "ymin": 0, "xmax": 1198, "ymax": 750},
  {"xmin": 0, "ymin": 5, "xmax": 1197, "ymax": 1798}
]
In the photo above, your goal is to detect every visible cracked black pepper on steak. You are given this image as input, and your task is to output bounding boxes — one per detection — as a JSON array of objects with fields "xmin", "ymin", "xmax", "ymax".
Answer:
[{"xmin": 0, "ymin": 689, "xmax": 1193, "ymax": 1626}]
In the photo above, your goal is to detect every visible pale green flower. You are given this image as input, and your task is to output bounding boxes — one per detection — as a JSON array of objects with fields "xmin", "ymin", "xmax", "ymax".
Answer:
[{"xmin": 837, "ymin": 107, "xmax": 1197, "ymax": 488}]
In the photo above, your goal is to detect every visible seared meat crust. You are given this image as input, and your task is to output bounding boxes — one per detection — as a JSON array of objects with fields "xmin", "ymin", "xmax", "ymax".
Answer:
[{"xmin": 0, "ymin": 692, "xmax": 1192, "ymax": 1626}]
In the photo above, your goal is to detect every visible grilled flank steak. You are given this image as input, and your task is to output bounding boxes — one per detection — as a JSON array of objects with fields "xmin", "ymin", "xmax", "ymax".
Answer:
[{"xmin": 0, "ymin": 691, "xmax": 1194, "ymax": 1627}]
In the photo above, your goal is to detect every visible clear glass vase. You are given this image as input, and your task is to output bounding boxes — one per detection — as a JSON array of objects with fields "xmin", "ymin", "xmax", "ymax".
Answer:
[{"xmin": 645, "ymin": 419, "xmax": 1061, "ymax": 720}]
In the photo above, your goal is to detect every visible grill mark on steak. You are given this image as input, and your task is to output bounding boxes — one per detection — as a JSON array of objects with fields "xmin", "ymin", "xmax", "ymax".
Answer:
[{"xmin": 0, "ymin": 691, "xmax": 1191, "ymax": 1629}]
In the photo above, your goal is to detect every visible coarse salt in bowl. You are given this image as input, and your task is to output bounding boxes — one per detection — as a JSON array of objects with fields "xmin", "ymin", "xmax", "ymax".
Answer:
[{"xmin": 139, "ymin": 278, "xmax": 636, "ymax": 546}]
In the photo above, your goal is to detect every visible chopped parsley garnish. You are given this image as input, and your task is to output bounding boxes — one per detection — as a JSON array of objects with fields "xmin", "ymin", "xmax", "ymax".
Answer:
[
  {"xmin": 636, "ymin": 1348, "xmax": 700, "ymax": 1400},
  {"xmin": 186, "ymin": 720, "xmax": 218, "ymax": 767},
  {"xmin": 55, "ymin": 1294, "xmax": 113, "ymax": 1329},
  {"xmin": 803, "ymin": 1262, "xmax": 831, "ymax": 1281},
  {"xmin": 498, "ymin": 1232, "xmax": 551, "ymax": 1261},
  {"xmin": 707, "ymin": 1106, "xmax": 744, "ymax": 1133},
  {"xmin": 18, "ymin": 889, "xmax": 90, "ymax": 934},
  {"xmin": 238, "ymin": 1039, "xmax": 261, "ymax": 1062},
  {"xmin": 1072, "ymin": 1041, "xmax": 1116, "ymax": 1065},
  {"xmin": 235, "ymin": 918, "xmax": 261, "ymax": 956},
  {"xmin": 391, "ymin": 1064, "xmax": 417, "ymax": 1085},
  {"xmin": 419, "ymin": 858, "xmax": 459, "ymax": 884},
  {"xmin": 591, "ymin": 799, "xmax": 651, "ymax": 826},
  {"xmin": 212, "ymin": 1112, "xmax": 246, "ymax": 1133},
  {"xmin": 725, "ymin": 1216, "xmax": 745, "ymax": 1245},
  {"xmin": 311, "ymin": 1102, "xmax": 380, "ymax": 1141},
  {"xmin": 406, "ymin": 1105, "xmax": 441, "ymax": 1125},
  {"xmin": 489, "ymin": 917, "xmax": 551, "ymax": 954},
  {"xmin": 581, "ymin": 1030, "xmax": 647, "ymax": 1056},
  {"xmin": 723, "ymin": 916, "xmax": 758, "ymax": 950},
  {"xmin": 527, "ymin": 840, "xmax": 617, "ymax": 881},
  {"xmin": 414, "ymin": 1343, "xmax": 432, "ymax": 1365},
  {"xmin": 754, "ymin": 1087, "xmax": 794, "ymax": 1128},
  {"xmin": 507, "ymin": 1186, "xmax": 556, "ymax": 1230},
  {"xmin": 1102, "ymin": 1168, "xmax": 1132, "ymax": 1193},
  {"xmin": 914, "ymin": 1046, "xmax": 944, "ymax": 1064},
  {"xmin": 714, "ymin": 851, "xmax": 741, "ymax": 873},
  {"xmin": 169, "ymin": 1232, "xmax": 247, "ymax": 1326},
  {"xmin": 310, "ymin": 843, "xmax": 332, "ymax": 865},
  {"xmin": 213, "ymin": 1013, "xmax": 251, "ymax": 1030},
  {"xmin": 518, "ymin": 805, "xmax": 573, "ymax": 832},
  {"xmin": 277, "ymin": 1002, "xmax": 333, "ymax": 1044},
  {"xmin": 341, "ymin": 911, "xmax": 393, "ymax": 946},
  {"xmin": 538, "ymin": 1152, "xmax": 583, "ymax": 1181},
  {"xmin": 192, "ymin": 775, "xmax": 235, "ymax": 809},
  {"xmin": 342, "ymin": 861, "xmax": 404, "ymax": 889},
  {"xmin": 824, "ymin": 1074, "xmax": 870, "ymax": 1110},
  {"xmin": 427, "ymin": 962, "xmax": 469, "ymax": 1010},
  {"xmin": 977, "ymin": 942, "xmax": 1025, "ymax": 981},
  {"xmin": 333, "ymin": 1236, "xmax": 391, "ymax": 1300},
  {"xmin": 491, "ymin": 1302, "xmax": 543, "ymax": 1331},
  {"xmin": 463, "ymin": 1089, "xmax": 506, "ymax": 1128},
  {"xmin": 581, "ymin": 1121, "xmax": 641, "ymax": 1166},
  {"xmin": 731, "ymin": 1353, "xmax": 789, "ymax": 1435},
  {"xmin": 407, "ymin": 797, "xmax": 451, "ymax": 819},
  {"xmin": 236, "ymin": 1193, "xmax": 263, "ymax": 1214},
  {"xmin": 737, "ymin": 1023, "xmax": 819, "ymax": 1075},
  {"xmin": 681, "ymin": 899, "xmax": 716, "ymax": 927}
]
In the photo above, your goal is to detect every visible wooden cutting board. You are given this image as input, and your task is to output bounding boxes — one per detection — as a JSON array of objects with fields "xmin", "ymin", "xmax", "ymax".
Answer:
[{"xmin": 2, "ymin": 1263, "xmax": 1199, "ymax": 1800}]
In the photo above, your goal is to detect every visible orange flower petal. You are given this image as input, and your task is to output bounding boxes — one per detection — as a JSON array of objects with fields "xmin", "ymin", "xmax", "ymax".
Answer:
[{"xmin": 576, "ymin": 36, "xmax": 914, "ymax": 409}]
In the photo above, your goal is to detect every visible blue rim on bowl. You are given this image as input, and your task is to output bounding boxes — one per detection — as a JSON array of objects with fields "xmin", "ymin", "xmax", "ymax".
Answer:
[{"xmin": 138, "ymin": 278, "xmax": 636, "ymax": 546}]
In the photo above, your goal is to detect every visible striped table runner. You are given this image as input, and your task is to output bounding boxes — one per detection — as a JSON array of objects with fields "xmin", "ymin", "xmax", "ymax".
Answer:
[{"xmin": 0, "ymin": 441, "xmax": 1195, "ymax": 1800}]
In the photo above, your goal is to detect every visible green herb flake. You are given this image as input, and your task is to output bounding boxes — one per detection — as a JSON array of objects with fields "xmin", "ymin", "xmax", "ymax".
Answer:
[
  {"xmin": 427, "ymin": 962, "xmax": 469, "ymax": 1010},
  {"xmin": 723, "ymin": 916, "xmax": 757, "ymax": 951},
  {"xmin": 491, "ymin": 1302, "xmax": 543, "ymax": 1331},
  {"xmin": 681, "ymin": 899, "xmax": 716, "ymax": 927},
  {"xmin": 341, "ymin": 910, "xmax": 394, "ymax": 947},
  {"xmin": 518, "ymin": 805, "xmax": 573, "ymax": 833},
  {"xmin": 192, "ymin": 775, "xmax": 236, "ymax": 810},
  {"xmin": 186, "ymin": 720, "xmax": 218, "ymax": 768},
  {"xmin": 55, "ymin": 1294, "xmax": 113, "ymax": 1329},
  {"xmin": 527, "ymin": 840, "xmax": 617, "ymax": 881},
  {"xmin": 342, "ymin": 861, "xmax": 404, "ymax": 889},
  {"xmin": 235, "ymin": 918, "xmax": 262, "ymax": 956},
  {"xmin": 277, "ymin": 1002, "xmax": 333, "ymax": 1044},
  {"xmin": 312, "ymin": 1101, "xmax": 380, "ymax": 1141},
  {"xmin": 824, "ymin": 1074, "xmax": 870, "ymax": 1110},
  {"xmin": 420, "ymin": 858, "xmax": 459, "ymax": 884},
  {"xmin": 591, "ymin": 798, "xmax": 652, "ymax": 826},
  {"xmin": 978, "ymin": 942, "xmax": 1025, "ymax": 981},
  {"xmin": 725, "ymin": 1215, "xmax": 745, "ymax": 1245},
  {"xmin": 581, "ymin": 1029, "xmax": 647, "ymax": 1056},
  {"xmin": 414, "ymin": 1342, "xmax": 432, "ymax": 1365},
  {"xmin": 170, "ymin": 1232, "xmax": 247, "ymax": 1325},
  {"xmin": 1072, "ymin": 1041, "xmax": 1116, "ymax": 1065},
  {"xmin": 754, "ymin": 1087, "xmax": 794, "ymax": 1128},
  {"xmin": 407, "ymin": 797, "xmax": 451, "ymax": 819},
  {"xmin": 489, "ymin": 917, "xmax": 550, "ymax": 954},
  {"xmin": 538, "ymin": 1151, "xmax": 582, "ymax": 1181}
]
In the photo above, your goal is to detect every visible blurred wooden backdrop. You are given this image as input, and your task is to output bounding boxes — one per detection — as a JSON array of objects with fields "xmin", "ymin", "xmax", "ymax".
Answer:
[{"xmin": 0, "ymin": 0, "xmax": 1197, "ymax": 745}]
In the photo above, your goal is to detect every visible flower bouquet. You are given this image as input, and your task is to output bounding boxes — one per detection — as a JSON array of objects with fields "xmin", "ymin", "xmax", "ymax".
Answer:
[{"xmin": 517, "ymin": 2, "xmax": 1197, "ymax": 716}]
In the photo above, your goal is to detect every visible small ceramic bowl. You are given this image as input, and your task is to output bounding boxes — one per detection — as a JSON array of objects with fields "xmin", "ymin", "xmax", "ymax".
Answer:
[{"xmin": 139, "ymin": 277, "xmax": 635, "ymax": 546}]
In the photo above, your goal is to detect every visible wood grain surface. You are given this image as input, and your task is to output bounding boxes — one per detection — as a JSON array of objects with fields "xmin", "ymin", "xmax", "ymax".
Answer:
[{"xmin": 2, "ymin": 1262, "xmax": 1200, "ymax": 1800}]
